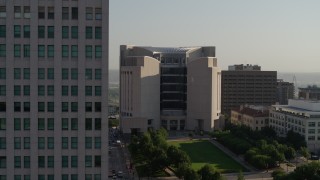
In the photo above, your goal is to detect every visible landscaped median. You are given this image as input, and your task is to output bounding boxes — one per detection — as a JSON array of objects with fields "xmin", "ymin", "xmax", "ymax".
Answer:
[{"xmin": 168, "ymin": 140, "xmax": 247, "ymax": 173}]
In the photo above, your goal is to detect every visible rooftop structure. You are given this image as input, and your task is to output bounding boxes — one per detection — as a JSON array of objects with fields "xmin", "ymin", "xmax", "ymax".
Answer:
[{"xmin": 228, "ymin": 64, "xmax": 261, "ymax": 71}]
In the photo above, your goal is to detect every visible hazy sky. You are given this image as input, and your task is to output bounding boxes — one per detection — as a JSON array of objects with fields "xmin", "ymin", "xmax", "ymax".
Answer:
[{"xmin": 110, "ymin": 0, "xmax": 320, "ymax": 72}]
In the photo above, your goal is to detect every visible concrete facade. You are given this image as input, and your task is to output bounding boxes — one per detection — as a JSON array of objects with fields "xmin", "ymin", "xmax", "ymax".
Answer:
[
  {"xmin": 270, "ymin": 99, "xmax": 320, "ymax": 153},
  {"xmin": 221, "ymin": 64, "xmax": 277, "ymax": 115},
  {"xmin": 120, "ymin": 46, "xmax": 221, "ymax": 133},
  {"xmin": 0, "ymin": 1, "xmax": 109, "ymax": 179}
]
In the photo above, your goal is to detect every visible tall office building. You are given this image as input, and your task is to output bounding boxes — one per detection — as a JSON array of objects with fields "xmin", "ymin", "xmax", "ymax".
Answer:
[
  {"xmin": 276, "ymin": 79, "xmax": 294, "ymax": 105},
  {"xmin": 0, "ymin": 1, "xmax": 108, "ymax": 180},
  {"xmin": 120, "ymin": 45, "xmax": 221, "ymax": 133},
  {"xmin": 221, "ymin": 64, "xmax": 277, "ymax": 115}
]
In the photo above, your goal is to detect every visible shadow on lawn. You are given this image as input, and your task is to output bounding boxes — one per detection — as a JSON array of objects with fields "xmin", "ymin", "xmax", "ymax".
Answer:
[{"xmin": 178, "ymin": 140, "xmax": 248, "ymax": 172}]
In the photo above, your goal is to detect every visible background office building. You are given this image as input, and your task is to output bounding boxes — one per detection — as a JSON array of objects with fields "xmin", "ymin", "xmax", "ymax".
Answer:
[
  {"xmin": 120, "ymin": 45, "xmax": 221, "ymax": 133},
  {"xmin": 0, "ymin": 1, "xmax": 109, "ymax": 179},
  {"xmin": 298, "ymin": 85, "xmax": 320, "ymax": 100},
  {"xmin": 276, "ymin": 79, "xmax": 295, "ymax": 105},
  {"xmin": 269, "ymin": 99, "xmax": 320, "ymax": 152},
  {"xmin": 221, "ymin": 64, "xmax": 277, "ymax": 115}
]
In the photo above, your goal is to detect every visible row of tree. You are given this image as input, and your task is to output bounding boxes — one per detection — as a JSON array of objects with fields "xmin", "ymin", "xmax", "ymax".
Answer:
[
  {"xmin": 176, "ymin": 164, "xmax": 225, "ymax": 180},
  {"xmin": 272, "ymin": 162, "xmax": 320, "ymax": 180}
]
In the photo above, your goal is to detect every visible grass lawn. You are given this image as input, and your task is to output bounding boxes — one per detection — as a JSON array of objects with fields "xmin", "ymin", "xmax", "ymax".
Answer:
[{"xmin": 168, "ymin": 140, "xmax": 247, "ymax": 173}]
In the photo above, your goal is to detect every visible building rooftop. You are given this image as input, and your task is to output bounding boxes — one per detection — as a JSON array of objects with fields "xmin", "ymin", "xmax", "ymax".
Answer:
[
  {"xmin": 232, "ymin": 105, "xmax": 269, "ymax": 117},
  {"xmin": 139, "ymin": 46, "xmax": 201, "ymax": 54}
]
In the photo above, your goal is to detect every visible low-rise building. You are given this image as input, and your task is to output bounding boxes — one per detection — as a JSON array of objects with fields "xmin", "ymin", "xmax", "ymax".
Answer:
[
  {"xmin": 231, "ymin": 105, "xmax": 269, "ymax": 130},
  {"xmin": 269, "ymin": 99, "xmax": 320, "ymax": 152},
  {"xmin": 299, "ymin": 85, "xmax": 320, "ymax": 100}
]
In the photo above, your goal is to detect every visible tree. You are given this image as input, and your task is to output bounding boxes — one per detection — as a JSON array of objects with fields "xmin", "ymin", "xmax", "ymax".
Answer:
[
  {"xmin": 286, "ymin": 130, "xmax": 307, "ymax": 149},
  {"xmin": 281, "ymin": 162, "xmax": 320, "ymax": 180},
  {"xmin": 175, "ymin": 163, "xmax": 190, "ymax": 179},
  {"xmin": 300, "ymin": 147, "xmax": 310, "ymax": 159},
  {"xmin": 284, "ymin": 147, "xmax": 296, "ymax": 161},
  {"xmin": 185, "ymin": 168, "xmax": 200, "ymax": 180},
  {"xmin": 198, "ymin": 164, "xmax": 224, "ymax": 180},
  {"xmin": 271, "ymin": 169, "xmax": 286, "ymax": 180},
  {"xmin": 237, "ymin": 170, "xmax": 245, "ymax": 180},
  {"xmin": 167, "ymin": 145, "xmax": 191, "ymax": 167}
]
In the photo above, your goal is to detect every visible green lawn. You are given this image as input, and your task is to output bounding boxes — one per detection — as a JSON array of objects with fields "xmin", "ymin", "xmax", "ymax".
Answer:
[{"xmin": 168, "ymin": 140, "xmax": 247, "ymax": 173}]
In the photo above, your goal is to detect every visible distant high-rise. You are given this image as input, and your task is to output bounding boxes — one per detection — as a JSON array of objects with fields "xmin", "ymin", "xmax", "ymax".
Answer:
[
  {"xmin": 276, "ymin": 79, "xmax": 295, "ymax": 105},
  {"xmin": 298, "ymin": 85, "xmax": 320, "ymax": 100},
  {"xmin": 221, "ymin": 64, "xmax": 277, "ymax": 115},
  {"xmin": 120, "ymin": 45, "xmax": 222, "ymax": 132},
  {"xmin": 0, "ymin": 1, "xmax": 109, "ymax": 179}
]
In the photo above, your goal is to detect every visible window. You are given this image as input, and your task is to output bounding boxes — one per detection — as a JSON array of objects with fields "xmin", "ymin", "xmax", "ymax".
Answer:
[
  {"xmin": 62, "ymin": 156, "xmax": 68, "ymax": 168},
  {"xmin": 38, "ymin": 102, "xmax": 45, "ymax": 112},
  {"xmin": 95, "ymin": 45, "xmax": 102, "ymax": 58},
  {"xmin": 71, "ymin": 86, "xmax": 78, "ymax": 96},
  {"xmin": 0, "ymin": 6, "xmax": 6, "ymax": 18},
  {"xmin": 14, "ymin": 175, "xmax": 21, "ymax": 180},
  {"xmin": 48, "ymin": 175, "xmax": 54, "ymax": 180},
  {"xmin": 62, "ymin": 102, "xmax": 68, "ymax": 112},
  {"xmin": 94, "ymin": 156, "xmax": 101, "ymax": 167},
  {"xmin": 38, "ymin": 6, "xmax": 45, "ymax": 19},
  {"xmin": 23, "ymin": 68, "xmax": 30, "ymax": 79},
  {"xmin": 71, "ymin": 175, "xmax": 78, "ymax": 180},
  {"xmin": 95, "ymin": 102, "xmax": 101, "ymax": 112},
  {"xmin": 0, "ymin": 85, "xmax": 5, "ymax": 96},
  {"xmin": 0, "ymin": 68, "xmax": 5, "ymax": 79},
  {"xmin": 14, "ymin": 6, "xmax": 21, "ymax": 18},
  {"xmin": 24, "ymin": 102, "xmax": 30, "ymax": 112},
  {"xmin": 0, "ymin": 156, "xmax": 6, "ymax": 168},
  {"xmin": 47, "ymin": 45, "xmax": 54, "ymax": 57},
  {"xmin": 13, "ymin": 85, "xmax": 21, "ymax": 96},
  {"xmin": 48, "ymin": 7, "xmax": 54, "ymax": 19},
  {"xmin": 86, "ymin": 86, "xmax": 92, "ymax": 96},
  {"xmin": 94, "ymin": 175, "xmax": 101, "ymax": 180},
  {"xmin": 0, "ymin": 118, "xmax": 5, "ymax": 130},
  {"xmin": 14, "ymin": 102, "xmax": 21, "ymax": 112},
  {"xmin": 86, "ymin": 27, "xmax": 93, "ymax": 39},
  {"xmin": 14, "ymin": 118, "xmax": 21, "ymax": 130},
  {"xmin": 86, "ymin": 45, "xmax": 93, "ymax": 58},
  {"xmin": 85, "ymin": 137, "xmax": 92, "ymax": 149},
  {"xmin": 38, "ymin": 85, "xmax": 45, "ymax": 96},
  {"xmin": 71, "ymin": 45, "xmax": 78, "ymax": 57},
  {"xmin": 38, "ymin": 137, "xmax": 45, "ymax": 149},
  {"xmin": 62, "ymin": 45, "xmax": 69, "ymax": 57},
  {"xmin": 14, "ymin": 44, "xmax": 21, "ymax": 57},
  {"xmin": 24, "ymin": 25, "xmax": 30, "ymax": 38},
  {"xmin": 38, "ymin": 118, "xmax": 45, "ymax": 130},
  {"xmin": 24, "ymin": 6, "xmax": 30, "ymax": 18},
  {"xmin": 24, "ymin": 137, "xmax": 30, "ymax": 149},
  {"xmin": 0, "ymin": 102, "xmax": 6, "ymax": 112},
  {"xmin": 0, "ymin": 25, "xmax": 6, "ymax": 37},
  {"xmin": 95, "ymin": 27, "xmax": 102, "ymax": 39},
  {"xmin": 48, "ymin": 118, "xmax": 54, "ymax": 130},
  {"xmin": 47, "ymin": 68, "xmax": 54, "ymax": 79},
  {"xmin": 47, "ymin": 85, "xmax": 54, "ymax": 96},
  {"xmin": 38, "ymin": 68, "xmax": 45, "ymax": 79},
  {"xmin": 13, "ymin": 68, "xmax": 21, "ymax": 79},
  {"xmin": 71, "ymin": 68, "xmax": 78, "ymax": 79},
  {"xmin": 62, "ymin": 86, "xmax": 68, "ymax": 96},
  {"xmin": 38, "ymin": 45, "xmax": 45, "ymax": 57},
  {"xmin": 48, "ymin": 137, "xmax": 54, "ymax": 149},
  {"xmin": 62, "ymin": 118, "xmax": 68, "ymax": 130},
  {"xmin": 0, "ymin": 138, "xmax": 5, "ymax": 149},
  {"xmin": 62, "ymin": 175, "xmax": 68, "ymax": 180},
  {"xmin": 95, "ymin": 69, "xmax": 101, "ymax": 79},
  {"xmin": 62, "ymin": 68, "xmax": 69, "ymax": 79},
  {"xmin": 95, "ymin": 118, "xmax": 101, "ymax": 130},
  {"xmin": 62, "ymin": 137, "xmax": 68, "ymax": 149},
  {"xmin": 24, "ymin": 175, "xmax": 30, "ymax": 180},
  {"xmin": 48, "ymin": 102, "xmax": 54, "ymax": 112},
  {"xmin": 72, "ymin": 7, "xmax": 78, "ymax": 19},
  {"xmin": 24, "ymin": 44, "xmax": 30, "ymax": 57},
  {"xmin": 38, "ymin": 26, "xmax": 45, "ymax": 38},
  {"xmin": 86, "ymin": 7, "xmax": 93, "ymax": 20},
  {"xmin": 24, "ymin": 156, "xmax": 30, "ymax": 168},
  {"xmin": 71, "ymin": 118, "xmax": 78, "ymax": 130},
  {"xmin": 38, "ymin": 175, "xmax": 45, "ymax": 180},
  {"xmin": 86, "ymin": 102, "xmax": 92, "ymax": 112},
  {"xmin": 38, "ymin": 156, "xmax": 45, "ymax": 168},
  {"xmin": 48, "ymin": 156, "xmax": 54, "ymax": 168},
  {"xmin": 14, "ymin": 25, "xmax": 21, "ymax": 38},
  {"xmin": 14, "ymin": 137, "xmax": 21, "ymax": 149},
  {"xmin": 0, "ymin": 44, "xmax": 5, "ymax": 57},
  {"xmin": 24, "ymin": 118, "xmax": 30, "ymax": 130},
  {"xmin": 95, "ymin": 137, "xmax": 101, "ymax": 149},
  {"xmin": 71, "ymin": 137, "xmax": 78, "ymax": 149},
  {"xmin": 48, "ymin": 26, "xmax": 54, "ymax": 38},
  {"xmin": 85, "ymin": 156, "xmax": 92, "ymax": 167},
  {"xmin": 71, "ymin": 26, "xmax": 78, "ymax": 39},
  {"xmin": 85, "ymin": 69, "xmax": 92, "ymax": 79},
  {"xmin": 62, "ymin": 7, "xmax": 69, "ymax": 19},
  {"xmin": 95, "ymin": 8, "xmax": 102, "ymax": 20},
  {"xmin": 62, "ymin": 26, "xmax": 69, "ymax": 38},
  {"xmin": 71, "ymin": 102, "xmax": 78, "ymax": 112},
  {"xmin": 86, "ymin": 118, "xmax": 92, "ymax": 130},
  {"xmin": 14, "ymin": 156, "xmax": 21, "ymax": 168}
]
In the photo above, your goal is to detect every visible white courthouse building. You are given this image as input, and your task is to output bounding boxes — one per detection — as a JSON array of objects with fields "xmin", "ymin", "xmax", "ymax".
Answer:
[{"xmin": 270, "ymin": 99, "xmax": 320, "ymax": 152}]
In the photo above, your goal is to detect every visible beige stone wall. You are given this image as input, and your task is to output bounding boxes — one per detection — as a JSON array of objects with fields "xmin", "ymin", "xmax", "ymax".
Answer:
[{"xmin": 186, "ymin": 57, "xmax": 221, "ymax": 131}]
